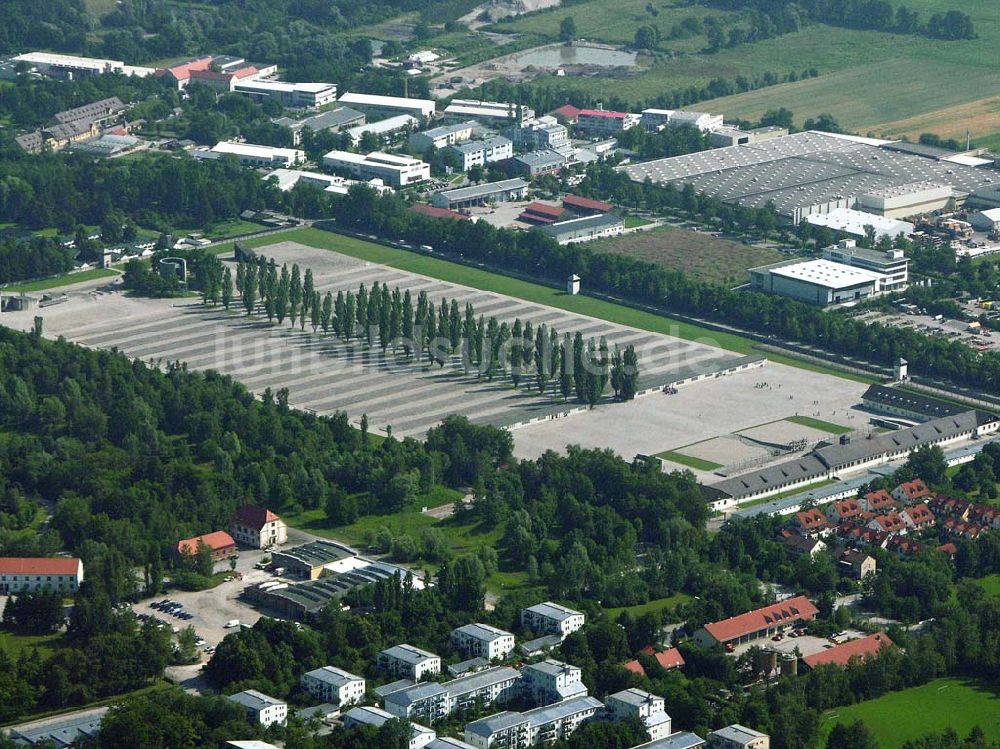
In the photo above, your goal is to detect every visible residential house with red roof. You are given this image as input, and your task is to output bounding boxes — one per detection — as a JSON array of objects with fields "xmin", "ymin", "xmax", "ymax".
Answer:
[
  {"xmin": 231, "ymin": 507, "xmax": 287, "ymax": 549},
  {"xmin": 175, "ymin": 530, "xmax": 237, "ymax": 562},
  {"xmin": 795, "ymin": 508, "xmax": 832, "ymax": 537},
  {"xmin": 892, "ymin": 479, "xmax": 933, "ymax": 505},
  {"xmin": 783, "ymin": 536, "xmax": 827, "ymax": 558},
  {"xmin": 800, "ymin": 633, "xmax": 893, "ymax": 670},
  {"xmin": 693, "ymin": 596, "xmax": 819, "ymax": 648},
  {"xmin": 901, "ymin": 503, "xmax": 935, "ymax": 531},
  {"xmin": 574, "ymin": 109, "xmax": 640, "ymax": 138},
  {"xmin": 860, "ymin": 490, "xmax": 898, "ymax": 513},
  {"xmin": 826, "ymin": 498, "xmax": 863, "ymax": 524},
  {"xmin": 867, "ymin": 512, "xmax": 906, "ymax": 535},
  {"xmin": 623, "ymin": 647, "xmax": 686, "ymax": 676},
  {"xmin": 0, "ymin": 557, "xmax": 84, "ymax": 594},
  {"xmin": 835, "ymin": 549, "xmax": 876, "ymax": 580}
]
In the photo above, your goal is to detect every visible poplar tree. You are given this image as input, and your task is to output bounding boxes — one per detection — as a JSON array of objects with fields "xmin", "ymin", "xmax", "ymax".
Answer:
[
  {"xmin": 221, "ymin": 267, "xmax": 233, "ymax": 310},
  {"xmin": 321, "ymin": 291, "xmax": 333, "ymax": 334},
  {"xmin": 510, "ymin": 319, "xmax": 523, "ymax": 388}
]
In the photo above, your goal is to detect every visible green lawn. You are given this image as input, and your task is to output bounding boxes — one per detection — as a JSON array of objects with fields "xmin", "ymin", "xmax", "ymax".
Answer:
[
  {"xmin": 623, "ymin": 216, "xmax": 653, "ymax": 229},
  {"xmin": 0, "ymin": 629, "xmax": 64, "ymax": 659},
  {"xmin": 2, "ymin": 268, "xmax": 119, "ymax": 293},
  {"xmin": 203, "ymin": 219, "xmax": 266, "ymax": 240},
  {"xmin": 655, "ymin": 450, "xmax": 723, "ymax": 472},
  {"xmin": 737, "ymin": 479, "xmax": 837, "ymax": 508},
  {"xmin": 818, "ymin": 678, "xmax": 1000, "ymax": 748},
  {"xmin": 604, "ymin": 593, "xmax": 693, "ymax": 619},
  {"xmin": 249, "ymin": 227, "xmax": 869, "ymax": 384},
  {"xmin": 786, "ymin": 415, "xmax": 852, "ymax": 434},
  {"xmin": 972, "ymin": 574, "xmax": 1000, "ymax": 598}
]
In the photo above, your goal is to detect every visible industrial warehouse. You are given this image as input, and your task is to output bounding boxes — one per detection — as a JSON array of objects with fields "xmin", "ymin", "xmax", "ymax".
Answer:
[{"xmin": 621, "ymin": 131, "xmax": 996, "ymax": 223}]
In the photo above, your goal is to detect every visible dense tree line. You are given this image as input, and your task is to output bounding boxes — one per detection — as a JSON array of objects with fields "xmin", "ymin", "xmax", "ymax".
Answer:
[
  {"xmin": 703, "ymin": 0, "xmax": 975, "ymax": 40},
  {"xmin": 123, "ymin": 248, "xmax": 225, "ymax": 299},
  {"xmin": 232, "ymin": 256, "xmax": 639, "ymax": 406},
  {"xmin": 0, "ymin": 236, "xmax": 75, "ymax": 284}
]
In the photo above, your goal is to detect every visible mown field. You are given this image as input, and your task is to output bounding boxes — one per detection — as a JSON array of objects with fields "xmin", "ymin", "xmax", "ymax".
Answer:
[
  {"xmin": 589, "ymin": 225, "xmax": 784, "ymax": 286},
  {"xmin": 818, "ymin": 678, "xmax": 1000, "ymax": 748}
]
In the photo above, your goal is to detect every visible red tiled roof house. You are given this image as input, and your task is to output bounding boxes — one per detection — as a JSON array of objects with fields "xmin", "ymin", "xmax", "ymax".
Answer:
[
  {"xmin": 892, "ymin": 479, "xmax": 933, "ymax": 505},
  {"xmin": 231, "ymin": 507, "xmax": 288, "ymax": 549},
  {"xmin": 694, "ymin": 596, "xmax": 819, "ymax": 648},
  {"xmin": 0, "ymin": 557, "xmax": 84, "ymax": 594},
  {"xmin": 801, "ymin": 633, "xmax": 894, "ymax": 670},
  {"xmin": 175, "ymin": 530, "xmax": 237, "ymax": 563}
]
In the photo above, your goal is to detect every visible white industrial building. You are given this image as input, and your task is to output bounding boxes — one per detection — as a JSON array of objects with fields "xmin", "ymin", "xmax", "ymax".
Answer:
[
  {"xmin": 227, "ymin": 690, "xmax": 287, "ymax": 727},
  {"xmin": 805, "ymin": 207, "xmax": 914, "ymax": 240},
  {"xmin": 749, "ymin": 259, "xmax": 887, "ymax": 305},
  {"xmin": 343, "ymin": 706, "xmax": 436, "ymax": 749},
  {"xmin": 520, "ymin": 660, "xmax": 587, "ymax": 705},
  {"xmin": 443, "ymin": 99, "xmax": 534, "ymax": 125},
  {"xmin": 639, "ymin": 108, "xmax": 723, "ymax": 132},
  {"xmin": 855, "ymin": 181, "xmax": 954, "ymax": 219},
  {"xmin": 347, "ymin": 114, "xmax": 419, "ymax": 145},
  {"xmin": 969, "ymin": 207, "xmax": 1000, "ymax": 232},
  {"xmin": 265, "ymin": 168, "xmax": 392, "ymax": 195},
  {"xmin": 232, "ymin": 79, "xmax": 337, "ymax": 108},
  {"xmin": 451, "ymin": 623, "xmax": 516, "ymax": 661},
  {"xmin": 520, "ymin": 602, "xmax": 585, "ymax": 639},
  {"xmin": 449, "ymin": 136, "xmax": 513, "ymax": 171},
  {"xmin": 606, "ymin": 688, "xmax": 673, "ymax": 741},
  {"xmin": 300, "ymin": 666, "xmax": 366, "ymax": 706},
  {"xmin": 410, "ymin": 121, "xmax": 480, "ymax": 152},
  {"xmin": 323, "ymin": 150, "xmax": 430, "ymax": 187},
  {"xmin": 211, "ymin": 141, "xmax": 304, "ymax": 167},
  {"xmin": 378, "ymin": 644, "xmax": 442, "ymax": 680},
  {"xmin": 822, "ymin": 240, "xmax": 909, "ymax": 291},
  {"xmin": 338, "ymin": 92, "xmax": 436, "ymax": 120},
  {"xmin": 537, "ymin": 213, "xmax": 625, "ymax": 244},
  {"xmin": 432, "ymin": 178, "xmax": 530, "ymax": 209},
  {"xmin": 13, "ymin": 51, "xmax": 154, "ymax": 78}
]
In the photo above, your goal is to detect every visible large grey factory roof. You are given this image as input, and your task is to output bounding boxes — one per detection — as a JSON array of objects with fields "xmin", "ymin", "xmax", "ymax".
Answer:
[
  {"xmin": 620, "ymin": 131, "xmax": 995, "ymax": 218},
  {"xmin": 263, "ymin": 560, "xmax": 416, "ymax": 612},
  {"xmin": 274, "ymin": 539, "xmax": 355, "ymax": 568}
]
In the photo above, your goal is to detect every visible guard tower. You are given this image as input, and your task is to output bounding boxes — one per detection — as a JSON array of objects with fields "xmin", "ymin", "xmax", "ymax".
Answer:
[
  {"xmin": 894, "ymin": 357, "xmax": 908, "ymax": 382},
  {"xmin": 567, "ymin": 274, "xmax": 581, "ymax": 295}
]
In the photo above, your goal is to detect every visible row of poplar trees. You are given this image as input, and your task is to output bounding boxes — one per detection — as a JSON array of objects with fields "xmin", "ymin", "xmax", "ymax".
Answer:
[{"xmin": 224, "ymin": 257, "xmax": 639, "ymax": 405}]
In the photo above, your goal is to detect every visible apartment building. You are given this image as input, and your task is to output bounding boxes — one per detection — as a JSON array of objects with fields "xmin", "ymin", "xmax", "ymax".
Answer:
[
  {"xmin": 451, "ymin": 623, "xmax": 516, "ymax": 660},
  {"xmin": 300, "ymin": 666, "xmax": 365, "ymax": 706},
  {"xmin": 520, "ymin": 660, "xmax": 587, "ymax": 705},
  {"xmin": 378, "ymin": 644, "xmax": 442, "ymax": 680},
  {"xmin": 520, "ymin": 602, "xmax": 585, "ymax": 639}
]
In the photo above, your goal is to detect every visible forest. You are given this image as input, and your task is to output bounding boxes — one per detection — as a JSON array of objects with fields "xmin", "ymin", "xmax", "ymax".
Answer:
[{"xmin": 0, "ymin": 236, "xmax": 75, "ymax": 285}]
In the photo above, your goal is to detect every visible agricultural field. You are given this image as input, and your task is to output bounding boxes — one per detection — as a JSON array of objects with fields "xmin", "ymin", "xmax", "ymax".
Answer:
[
  {"xmin": 589, "ymin": 225, "xmax": 784, "ymax": 285},
  {"xmin": 818, "ymin": 678, "xmax": 1000, "ymax": 748}
]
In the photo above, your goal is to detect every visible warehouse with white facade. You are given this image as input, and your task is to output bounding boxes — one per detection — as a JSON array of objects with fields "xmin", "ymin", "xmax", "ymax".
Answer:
[{"xmin": 323, "ymin": 150, "xmax": 430, "ymax": 187}]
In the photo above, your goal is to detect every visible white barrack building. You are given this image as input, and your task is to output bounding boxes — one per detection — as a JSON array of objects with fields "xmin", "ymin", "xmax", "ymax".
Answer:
[
  {"xmin": 233, "ymin": 80, "xmax": 337, "ymax": 109},
  {"xmin": 322, "ymin": 150, "xmax": 430, "ymax": 187},
  {"xmin": 211, "ymin": 141, "xmax": 304, "ymax": 167},
  {"xmin": 338, "ymin": 92, "xmax": 436, "ymax": 120}
]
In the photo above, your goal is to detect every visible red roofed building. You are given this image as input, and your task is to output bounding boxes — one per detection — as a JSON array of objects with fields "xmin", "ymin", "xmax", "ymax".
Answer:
[
  {"xmin": 901, "ymin": 503, "xmax": 935, "ymax": 531},
  {"xmin": 623, "ymin": 646, "xmax": 686, "ymax": 676},
  {"xmin": 549, "ymin": 104, "xmax": 581, "ymax": 123},
  {"xmin": 175, "ymin": 531, "xmax": 237, "ymax": 562},
  {"xmin": 188, "ymin": 65, "xmax": 259, "ymax": 92},
  {"xmin": 826, "ymin": 498, "xmax": 863, "ymax": 524},
  {"xmin": 0, "ymin": 557, "xmax": 84, "ymax": 594},
  {"xmin": 694, "ymin": 596, "xmax": 819, "ymax": 648},
  {"xmin": 562, "ymin": 194, "xmax": 613, "ymax": 215},
  {"xmin": 519, "ymin": 201, "xmax": 566, "ymax": 224},
  {"xmin": 861, "ymin": 490, "xmax": 898, "ymax": 513},
  {"xmin": 156, "ymin": 56, "xmax": 215, "ymax": 89},
  {"xmin": 867, "ymin": 512, "xmax": 906, "ymax": 535},
  {"xmin": 795, "ymin": 508, "xmax": 832, "ymax": 537},
  {"xmin": 575, "ymin": 109, "xmax": 641, "ymax": 137},
  {"xmin": 936, "ymin": 542, "xmax": 958, "ymax": 558},
  {"xmin": 801, "ymin": 633, "xmax": 894, "ymax": 670},
  {"xmin": 408, "ymin": 203, "xmax": 470, "ymax": 222},
  {"xmin": 892, "ymin": 479, "xmax": 933, "ymax": 505},
  {"xmin": 231, "ymin": 507, "xmax": 287, "ymax": 549},
  {"xmin": 623, "ymin": 659, "xmax": 645, "ymax": 676}
]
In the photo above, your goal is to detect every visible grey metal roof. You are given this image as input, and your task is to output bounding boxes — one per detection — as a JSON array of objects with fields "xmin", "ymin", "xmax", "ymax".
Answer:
[
  {"xmin": 435, "ymin": 178, "xmax": 528, "ymax": 202},
  {"xmin": 524, "ymin": 601, "xmax": 583, "ymax": 622},
  {"xmin": 302, "ymin": 666, "xmax": 363, "ymax": 687},
  {"xmin": 523, "ymin": 695, "xmax": 603, "ymax": 727},
  {"xmin": 862, "ymin": 384, "xmax": 965, "ymax": 419},
  {"xmin": 381, "ymin": 643, "xmax": 439, "ymax": 665},
  {"xmin": 465, "ymin": 711, "xmax": 530, "ymax": 736},
  {"xmin": 8, "ymin": 708, "xmax": 109, "ymax": 746},
  {"xmin": 228, "ymin": 689, "xmax": 284, "ymax": 711},
  {"xmin": 608, "ymin": 687, "xmax": 661, "ymax": 707},
  {"xmin": 537, "ymin": 213, "xmax": 622, "ymax": 238},
  {"xmin": 383, "ymin": 681, "xmax": 448, "ymax": 707},
  {"xmin": 300, "ymin": 106, "xmax": 365, "ymax": 131},
  {"xmin": 523, "ymin": 659, "xmax": 578, "ymax": 678},
  {"xmin": 515, "ymin": 149, "xmax": 566, "ymax": 167},
  {"xmin": 709, "ymin": 724, "xmax": 769, "ymax": 741},
  {"xmin": 373, "ymin": 678, "xmax": 415, "ymax": 698},
  {"xmin": 519, "ymin": 634, "xmax": 562, "ymax": 654},
  {"xmin": 420, "ymin": 121, "xmax": 480, "ymax": 139},
  {"xmin": 635, "ymin": 731, "xmax": 707, "ymax": 749},
  {"xmin": 452, "ymin": 623, "xmax": 513, "ymax": 642},
  {"xmin": 444, "ymin": 666, "xmax": 520, "ymax": 698},
  {"xmin": 451, "ymin": 136, "xmax": 511, "ymax": 154},
  {"xmin": 447, "ymin": 657, "xmax": 490, "ymax": 676},
  {"xmin": 709, "ymin": 455, "xmax": 829, "ymax": 499},
  {"xmin": 274, "ymin": 539, "xmax": 355, "ymax": 568}
]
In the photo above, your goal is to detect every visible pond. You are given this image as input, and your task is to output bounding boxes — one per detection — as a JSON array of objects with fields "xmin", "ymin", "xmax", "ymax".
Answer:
[{"xmin": 511, "ymin": 44, "xmax": 639, "ymax": 68}]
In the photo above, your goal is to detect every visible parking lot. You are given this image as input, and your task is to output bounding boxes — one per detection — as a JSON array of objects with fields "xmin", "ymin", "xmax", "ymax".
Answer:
[
  {"xmin": 732, "ymin": 628, "xmax": 868, "ymax": 660},
  {"xmin": 856, "ymin": 308, "xmax": 1000, "ymax": 352}
]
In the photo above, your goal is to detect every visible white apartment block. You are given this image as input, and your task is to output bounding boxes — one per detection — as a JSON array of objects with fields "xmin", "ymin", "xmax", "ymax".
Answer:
[
  {"xmin": 384, "ymin": 682, "xmax": 451, "ymax": 723},
  {"xmin": 449, "ymin": 137, "xmax": 513, "ymax": 171},
  {"xmin": 410, "ymin": 121, "xmax": 479, "ymax": 152},
  {"xmin": 233, "ymin": 80, "xmax": 337, "ymax": 109},
  {"xmin": 465, "ymin": 712, "xmax": 531, "ymax": 749},
  {"xmin": 300, "ymin": 666, "xmax": 365, "ymax": 706},
  {"xmin": 606, "ymin": 688, "xmax": 672, "ymax": 741},
  {"xmin": 0, "ymin": 557, "xmax": 83, "ymax": 594},
  {"xmin": 707, "ymin": 724, "xmax": 770, "ymax": 749},
  {"xmin": 464, "ymin": 696, "xmax": 603, "ymax": 749},
  {"xmin": 379, "ymin": 644, "xmax": 442, "ymax": 680},
  {"xmin": 451, "ymin": 623, "xmax": 516, "ymax": 661},
  {"xmin": 211, "ymin": 141, "xmax": 304, "ymax": 167},
  {"xmin": 446, "ymin": 666, "xmax": 521, "ymax": 713},
  {"xmin": 520, "ymin": 660, "xmax": 587, "ymax": 705},
  {"xmin": 323, "ymin": 150, "xmax": 430, "ymax": 187},
  {"xmin": 227, "ymin": 690, "xmax": 287, "ymax": 727},
  {"xmin": 343, "ymin": 706, "xmax": 436, "ymax": 749},
  {"xmin": 443, "ymin": 99, "xmax": 534, "ymax": 125},
  {"xmin": 230, "ymin": 507, "xmax": 287, "ymax": 549},
  {"xmin": 521, "ymin": 602, "xmax": 585, "ymax": 639}
]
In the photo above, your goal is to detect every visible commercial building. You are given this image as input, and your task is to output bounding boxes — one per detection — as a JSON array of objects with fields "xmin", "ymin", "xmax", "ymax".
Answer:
[
  {"xmin": 748, "ymin": 259, "xmax": 887, "ymax": 305},
  {"xmin": 270, "ymin": 539, "xmax": 358, "ymax": 579},
  {"xmin": 188, "ymin": 65, "xmax": 260, "ymax": 92},
  {"xmin": 451, "ymin": 623, "xmax": 516, "ymax": 660},
  {"xmin": 969, "ymin": 207, "xmax": 1000, "ymax": 233},
  {"xmin": 464, "ymin": 696, "xmax": 604, "ymax": 748},
  {"xmin": 504, "ymin": 118, "xmax": 571, "ymax": 151},
  {"xmin": 520, "ymin": 202, "xmax": 566, "ymax": 224},
  {"xmin": 443, "ymin": 99, "xmax": 534, "ymax": 125},
  {"xmin": 409, "ymin": 204, "xmax": 470, "ymax": 221},
  {"xmin": 409, "ymin": 121, "xmax": 479, "ymax": 152},
  {"xmin": 337, "ymin": 92, "xmax": 436, "ymax": 120},
  {"xmin": 211, "ymin": 141, "xmax": 305, "ymax": 168},
  {"xmin": 13, "ymin": 52, "xmax": 153, "ymax": 78},
  {"xmin": 693, "ymin": 596, "xmax": 819, "ymax": 648},
  {"xmin": 669, "ymin": 111, "xmax": 725, "ymax": 132},
  {"xmin": 537, "ymin": 213, "xmax": 624, "ymax": 244},
  {"xmin": 274, "ymin": 107, "xmax": 365, "ymax": 144},
  {"xmin": 855, "ymin": 182, "xmax": 953, "ymax": 219},
  {"xmin": 66, "ymin": 133, "xmax": 143, "ymax": 157},
  {"xmin": 520, "ymin": 602, "xmax": 585, "ymax": 638},
  {"xmin": 233, "ymin": 80, "xmax": 337, "ymax": 108},
  {"xmin": 15, "ymin": 96, "xmax": 128, "ymax": 154},
  {"xmin": 431, "ymin": 178, "xmax": 530, "ymax": 209},
  {"xmin": 521, "ymin": 660, "xmax": 587, "ymax": 705},
  {"xmin": 606, "ymin": 688, "xmax": 672, "ymax": 741},
  {"xmin": 0, "ymin": 557, "xmax": 83, "ymax": 595},
  {"xmin": 709, "ymin": 126, "xmax": 787, "ymax": 148},
  {"xmin": 227, "ymin": 690, "xmax": 287, "ymax": 727},
  {"xmin": 707, "ymin": 725, "xmax": 769, "ymax": 749},
  {"xmin": 562, "ymin": 195, "xmax": 613, "ymax": 216},
  {"xmin": 449, "ymin": 136, "xmax": 513, "ymax": 171},
  {"xmin": 265, "ymin": 168, "xmax": 391, "ymax": 195},
  {"xmin": 175, "ymin": 530, "xmax": 236, "ymax": 563},
  {"xmin": 806, "ymin": 209, "xmax": 914, "ymax": 241},
  {"xmin": 230, "ymin": 506, "xmax": 287, "ymax": 549},
  {"xmin": 347, "ymin": 114, "xmax": 419, "ymax": 145},
  {"xmin": 622, "ymin": 131, "xmax": 996, "ymax": 224},
  {"xmin": 322, "ymin": 150, "xmax": 430, "ymax": 187},
  {"xmin": 822, "ymin": 240, "xmax": 909, "ymax": 290},
  {"xmin": 512, "ymin": 150, "xmax": 567, "ymax": 178},
  {"xmin": 378, "ymin": 644, "xmax": 442, "ymax": 680},
  {"xmin": 575, "ymin": 109, "xmax": 640, "ymax": 138},
  {"xmin": 300, "ymin": 666, "xmax": 365, "ymax": 706},
  {"xmin": 861, "ymin": 384, "xmax": 964, "ymax": 423},
  {"xmin": 343, "ymin": 706, "xmax": 436, "ymax": 749},
  {"xmin": 6, "ymin": 707, "xmax": 107, "ymax": 747}
]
